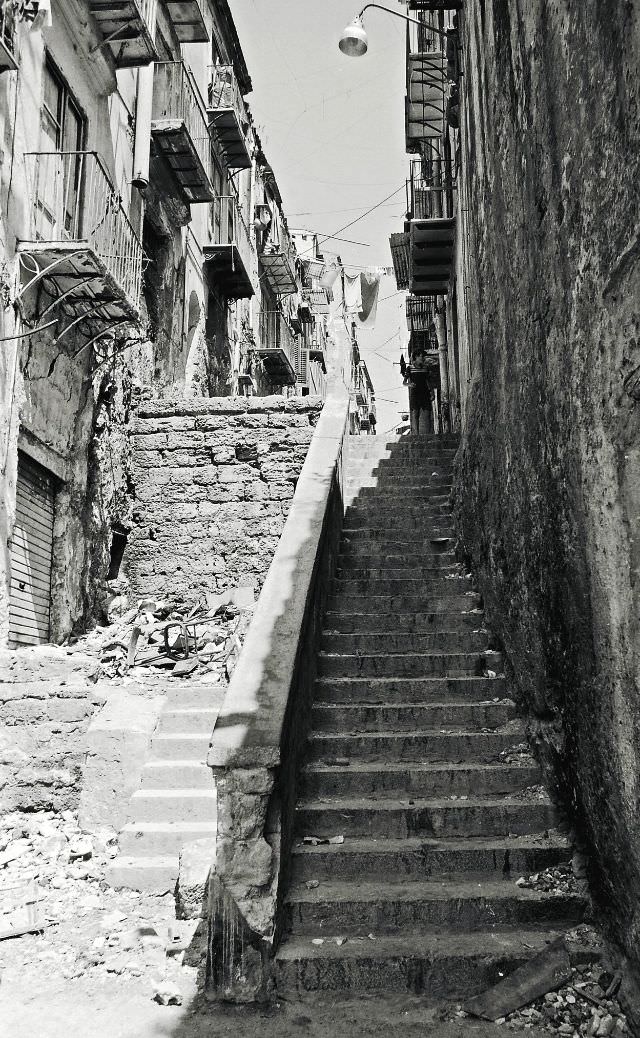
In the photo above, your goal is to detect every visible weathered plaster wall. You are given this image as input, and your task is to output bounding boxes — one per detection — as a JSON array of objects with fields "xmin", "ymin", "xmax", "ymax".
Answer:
[
  {"xmin": 127, "ymin": 396, "xmax": 323, "ymax": 601},
  {"xmin": 454, "ymin": 0, "xmax": 640, "ymax": 995}
]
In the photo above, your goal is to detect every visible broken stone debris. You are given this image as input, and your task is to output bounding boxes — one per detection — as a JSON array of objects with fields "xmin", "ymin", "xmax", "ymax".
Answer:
[
  {"xmin": 0, "ymin": 809, "xmax": 202, "ymax": 1005},
  {"xmin": 459, "ymin": 933, "xmax": 627, "ymax": 1035},
  {"xmin": 67, "ymin": 587, "xmax": 255, "ymax": 681}
]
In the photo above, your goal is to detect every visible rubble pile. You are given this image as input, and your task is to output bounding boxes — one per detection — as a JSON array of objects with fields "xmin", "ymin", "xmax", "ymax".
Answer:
[
  {"xmin": 515, "ymin": 863, "xmax": 579, "ymax": 896},
  {"xmin": 498, "ymin": 962, "xmax": 627, "ymax": 1035},
  {"xmin": 69, "ymin": 587, "xmax": 254, "ymax": 684},
  {"xmin": 0, "ymin": 810, "xmax": 201, "ymax": 1001}
]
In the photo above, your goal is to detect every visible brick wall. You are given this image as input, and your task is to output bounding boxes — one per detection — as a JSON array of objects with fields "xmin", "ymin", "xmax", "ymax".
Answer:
[{"xmin": 127, "ymin": 396, "xmax": 323, "ymax": 601}]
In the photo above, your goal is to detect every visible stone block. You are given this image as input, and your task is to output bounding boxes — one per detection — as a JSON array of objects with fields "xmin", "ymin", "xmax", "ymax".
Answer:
[{"xmin": 177, "ymin": 838, "xmax": 216, "ymax": 919}]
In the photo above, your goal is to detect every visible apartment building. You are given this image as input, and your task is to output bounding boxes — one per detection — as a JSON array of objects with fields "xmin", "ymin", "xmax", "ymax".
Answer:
[
  {"xmin": 0, "ymin": 0, "xmax": 330, "ymax": 651},
  {"xmin": 390, "ymin": 1, "xmax": 461, "ymax": 434}
]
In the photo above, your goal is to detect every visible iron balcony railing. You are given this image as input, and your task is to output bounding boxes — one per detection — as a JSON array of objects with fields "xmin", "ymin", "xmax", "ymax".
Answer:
[
  {"xmin": 258, "ymin": 307, "xmax": 297, "ymax": 371},
  {"xmin": 208, "ymin": 63, "xmax": 248, "ymax": 128},
  {"xmin": 24, "ymin": 150, "xmax": 143, "ymax": 310},
  {"xmin": 406, "ymin": 295, "xmax": 436, "ymax": 333},
  {"xmin": 407, "ymin": 158, "xmax": 456, "ymax": 220},
  {"xmin": 152, "ymin": 60, "xmax": 211, "ymax": 182},
  {"xmin": 210, "ymin": 193, "xmax": 255, "ymax": 280}
]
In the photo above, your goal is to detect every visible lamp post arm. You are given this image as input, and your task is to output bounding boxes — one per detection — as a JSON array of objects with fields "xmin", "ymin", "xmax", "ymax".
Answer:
[{"xmin": 358, "ymin": 3, "xmax": 448, "ymax": 38}]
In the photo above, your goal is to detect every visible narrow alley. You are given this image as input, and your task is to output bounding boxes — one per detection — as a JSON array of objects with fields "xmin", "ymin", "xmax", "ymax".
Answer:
[{"xmin": 1, "ymin": 1, "xmax": 639, "ymax": 1037}]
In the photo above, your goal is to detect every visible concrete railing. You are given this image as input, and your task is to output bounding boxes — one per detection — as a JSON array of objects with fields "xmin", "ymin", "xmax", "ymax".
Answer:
[{"xmin": 205, "ymin": 384, "xmax": 350, "ymax": 1001}]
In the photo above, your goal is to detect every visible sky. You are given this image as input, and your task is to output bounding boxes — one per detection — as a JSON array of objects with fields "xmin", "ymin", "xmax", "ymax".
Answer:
[{"xmin": 231, "ymin": 0, "xmax": 410, "ymax": 433}]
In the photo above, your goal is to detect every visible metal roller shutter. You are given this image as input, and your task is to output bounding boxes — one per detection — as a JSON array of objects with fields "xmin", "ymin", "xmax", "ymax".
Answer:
[{"xmin": 8, "ymin": 453, "xmax": 55, "ymax": 648}]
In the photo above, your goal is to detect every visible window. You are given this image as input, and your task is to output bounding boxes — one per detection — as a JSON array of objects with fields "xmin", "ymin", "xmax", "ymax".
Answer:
[{"xmin": 38, "ymin": 57, "xmax": 85, "ymax": 237}]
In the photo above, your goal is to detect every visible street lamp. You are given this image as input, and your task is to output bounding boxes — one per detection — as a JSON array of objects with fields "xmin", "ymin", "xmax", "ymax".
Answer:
[{"xmin": 339, "ymin": 3, "xmax": 448, "ymax": 57}]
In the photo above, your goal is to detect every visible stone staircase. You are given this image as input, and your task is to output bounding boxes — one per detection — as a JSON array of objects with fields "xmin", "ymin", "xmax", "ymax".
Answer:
[
  {"xmin": 107, "ymin": 681, "xmax": 223, "ymax": 892},
  {"xmin": 275, "ymin": 434, "xmax": 586, "ymax": 999}
]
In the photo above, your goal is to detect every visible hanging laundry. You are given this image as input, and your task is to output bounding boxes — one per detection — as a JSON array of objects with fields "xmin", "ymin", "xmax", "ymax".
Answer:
[
  {"xmin": 320, "ymin": 263, "xmax": 340, "ymax": 290},
  {"xmin": 344, "ymin": 272, "xmax": 362, "ymax": 315},
  {"xmin": 358, "ymin": 270, "xmax": 381, "ymax": 327}
]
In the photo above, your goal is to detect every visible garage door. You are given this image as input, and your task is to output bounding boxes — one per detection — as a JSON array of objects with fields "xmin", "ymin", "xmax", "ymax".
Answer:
[{"xmin": 8, "ymin": 453, "xmax": 55, "ymax": 647}]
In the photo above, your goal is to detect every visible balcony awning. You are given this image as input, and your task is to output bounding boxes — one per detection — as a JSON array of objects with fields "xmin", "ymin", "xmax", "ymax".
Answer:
[
  {"xmin": 303, "ymin": 287, "xmax": 331, "ymax": 314},
  {"xmin": 86, "ymin": 0, "xmax": 159, "ymax": 67},
  {"xmin": 405, "ymin": 52, "xmax": 446, "ymax": 150},
  {"xmin": 409, "ymin": 218, "xmax": 455, "ymax": 295},
  {"xmin": 389, "ymin": 232, "xmax": 410, "ymax": 290},
  {"xmin": 255, "ymin": 347, "xmax": 296, "ymax": 385},
  {"xmin": 261, "ymin": 251, "xmax": 297, "ymax": 295},
  {"xmin": 203, "ymin": 243, "xmax": 254, "ymax": 299},
  {"xmin": 208, "ymin": 108, "xmax": 252, "ymax": 170},
  {"xmin": 165, "ymin": 0, "xmax": 209, "ymax": 42}
]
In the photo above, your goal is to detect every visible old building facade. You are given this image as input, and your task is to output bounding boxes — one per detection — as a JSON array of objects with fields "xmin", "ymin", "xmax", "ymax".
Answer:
[{"xmin": 0, "ymin": 0, "xmax": 344, "ymax": 653}]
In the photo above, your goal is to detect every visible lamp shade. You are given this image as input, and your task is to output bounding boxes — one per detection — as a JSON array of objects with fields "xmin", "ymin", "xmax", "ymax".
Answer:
[{"xmin": 339, "ymin": 16, "xmax": 368, "ymax": 56}]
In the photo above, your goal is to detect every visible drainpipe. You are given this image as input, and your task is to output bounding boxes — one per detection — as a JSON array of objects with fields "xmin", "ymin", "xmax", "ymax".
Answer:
[
  {"xmin": 435, "ymin": 301, "xmax": 450, "ymax": 433},
  {"xmin": 132, "ymin": 64, "xmax": 154, "ymax": 190}
]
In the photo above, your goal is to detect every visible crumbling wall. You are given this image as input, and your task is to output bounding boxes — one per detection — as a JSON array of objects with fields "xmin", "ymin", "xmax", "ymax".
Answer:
[
  {"xmin": 0, "ymin": 646, "xmax": 106, "ymax": 811},
  {"xmin": 126, "ymin": 396, "xmax": 323, "ymax": 601},
  {"xmin": 454, "ymin": 0, "xmax": 640, "ymax": 996}
]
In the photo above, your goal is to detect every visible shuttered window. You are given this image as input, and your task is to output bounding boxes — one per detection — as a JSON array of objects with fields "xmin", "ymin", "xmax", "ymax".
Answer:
[{"xmin": 8, "ymin": 453, "xmax": 55, "ymax": 648}]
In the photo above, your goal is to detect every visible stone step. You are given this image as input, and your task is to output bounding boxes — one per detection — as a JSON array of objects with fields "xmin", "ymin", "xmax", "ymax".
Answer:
[
  {"xmin": 337, "ymin": 553, "xmax": 458, "ymax": 571},
  {"xmin": 310, "ymin": 700, "xmax": 516, "ymax": 733},
  {"xmin": 340, "ymin": 532, "xmax": 455, "ymax": 550},
  {"xmin": 343, "ymin": 519, "xmax": 455, "ymax": 534},
  {"xmin": 317, "ymin": 652, "xmax": 483, "ymax": 679},
  {"xmin": 346, "ymin": 485, "xmax": 453, "ymax": 498},
  {"xmin": 328, "ymin": 594, "xmax": 481, "ymax": 614},
  {"xmin": 331, "ymin": 577, "xmax": 474, "ymax": 597},
  {"xmin": 323, "ymin": 613, "xmax": 482, "ymax": 635},
  {"xmin": 129, "ymin": 788, "xmax": 217, "ymax": 823},
  {"xmin": 321, "ymin": 632, "xmax": 488, "ymax": 654},
  {"xmin": 307, "ymin": 726, "xmax": 524, "ymax": 764},
  {"xmin": 106, "ymin": 855, "xmax": 178, "ymax": 893},
  {"xmin": 157, "ymin": 708, "xmax": 219, "ymax": 735},
  {"xmin": 151, "ymin": 733, "xmax": 211, "ymax": 760},
  {"xmin": 290, "ymin": 833, "xmax": 569, "ymax": 883},
  {"xmin": 345, "ymin": 504, "xmax": 453, "ymax": 520},
  {"xmin": 274, "ymin": 928, "xmax": 576, "ymax": 998},
  {"xmin": 140, "ymin": 759, "xmax": 213, "ymax": 789},
  {"xmin": 118, "ymin": 820, "xmax": 217, "ymax": 856},
  {"xmin": 336, "ymin": 566, "xmax": 464, "ymax": 582},
  {"xmin": 284, "ymin": 878, "xmax": 587, "ymax": 935},
  {"xmin": 162, "ymin": 684, "xmax": 226, "ymax": 710},
  {"xmin": 295, "ymin": 795, "xmax": 557, "ymax": 839},
  {"xmin": 300, "ymin": 760, "xmax": 539, "ymax": 799},
  {"xmin": 314, "ymin": 676, "xmax": 507, "ymax": 703}
]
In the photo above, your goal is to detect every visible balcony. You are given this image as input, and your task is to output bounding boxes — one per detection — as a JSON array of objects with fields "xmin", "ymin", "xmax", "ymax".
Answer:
[
  {"xmin": 406, "ymin": 294, "xmax": 436, "ymax": 333},
  {"xmin": 261, "ymin": 222, "xmax": 298, "ymax": 296},
  {"xmin": 257, "ymin": 309, "xmax": 297, "ymax": 385},
  {"xmin": 389, "ymin": 232, "xmax": 410, "ymax": 290},
  {"xmin": 207, "ymin": 65, "xmax": 252, "ymax": 171},
  {"xmin": 87, "ymin": 0, "xmax": 158, "ymax": 67},
  {"xmin": 410, "ymin": 217, "xmax": 455, "ymax": 295},
  {"xmin": 203, "ymin": 195, "xmax": 255, "ymax": 298},
  {"xmin": 308, "ymin": 318, "xmax": 327, "ymax": 370},
  {"xmin": 151, "ymin": 61, "xmax": 214, "ymax": 204},
  {"xmin": 164, "ymin": 0, "xmax": 208, "ymax": 42},
  {"xmin": 406, "ymin": 50, "xmax": 446, "ymax": 150},
  {"xmin": 407, "ymin": 158, "xmax": 456, "ymax": 220},
  {"xmin": 0, "ymin": 6, "xmax": 17, "ymax": 73},
  {"xmin": 18, "ymin": 151, "xmax": 142, "ymax": 327}
]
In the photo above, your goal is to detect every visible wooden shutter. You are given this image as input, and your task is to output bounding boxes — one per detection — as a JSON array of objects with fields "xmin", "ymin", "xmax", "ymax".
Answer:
[{"xmin": 8, "ymin": 453, "xmax": 55, "ymax": 647}]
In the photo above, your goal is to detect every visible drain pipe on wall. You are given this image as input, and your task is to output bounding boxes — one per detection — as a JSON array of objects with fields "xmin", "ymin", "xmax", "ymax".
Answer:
[
  {"xmin": 132, "ymin": 65, "xmax": 154, "ymax": 190},
  {"xmin": 435, "ymin": 300, "xmax": 451, "ymax": 433}
]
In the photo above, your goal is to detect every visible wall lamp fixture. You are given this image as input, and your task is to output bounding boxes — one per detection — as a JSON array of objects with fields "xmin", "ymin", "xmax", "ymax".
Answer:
[{"xmin": 339, "ymin": 3, "xmax": 448, "ymax": 57}]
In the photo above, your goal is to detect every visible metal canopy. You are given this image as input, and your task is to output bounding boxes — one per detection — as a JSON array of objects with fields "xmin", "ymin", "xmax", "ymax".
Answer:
[
  {"xmin": 203, "ymin": 243, "xmax": 254, "ymax": 299},
  {"xmin": 255, "ymin": 347, "xmax": 296, "ymax": 385},
  {"xmin": 409, "ymin": 217, "xmax": 455, "ymax": 295},
  {"xmin": 164, "ymin": 0, "xmax": 209, "ymax": 42},
  {"xmin": 87, "ymin": 0, "xmax": 159, "ymax": 67},
  {"xmin": 150, "ymin": 122, "xmax": 215, "ymax": 203},
  {"xmin": 208, "ymin": 108, "xmax": 252, "ymax": 170},
  {"xmin": 389, "ymin": 232, "xmax": 411, "ymax": 290},
  {"xmin": 260, "ymin": 251, "xmax": 297, "ymax": 296}
]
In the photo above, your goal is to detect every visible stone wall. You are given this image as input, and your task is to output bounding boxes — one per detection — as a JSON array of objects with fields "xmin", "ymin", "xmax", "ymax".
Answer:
[
  {"xmin": 127, "ymin": 397, "xmax": 323, "ymax": 602},
  {"xmin": 0, "ymin": 647, "xmax": 106, "ymax": 811},
  {"xmin": 454, "ymin": 0, "xmax": 640, "ymax": 1000}
]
